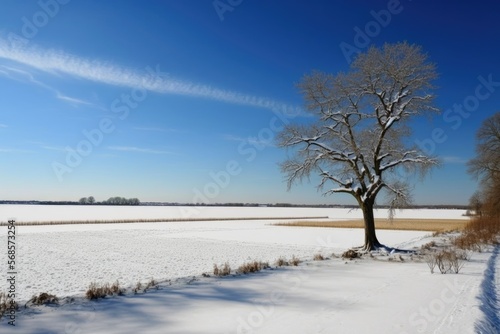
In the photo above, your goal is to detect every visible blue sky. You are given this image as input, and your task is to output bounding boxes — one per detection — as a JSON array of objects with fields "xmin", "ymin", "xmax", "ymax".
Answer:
[{"xmin": 0, "ymin": 0, "xmax": 499, "ymax": 205}]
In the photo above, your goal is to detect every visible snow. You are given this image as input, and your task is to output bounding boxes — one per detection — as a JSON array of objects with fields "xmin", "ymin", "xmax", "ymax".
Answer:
[
  {"xmin": 0, "ymin": 204, "xmax": 469, "ymax": 222},
  {"xmin": 0, "ymin": 205, "xmax": 493, "ymax": 334}
]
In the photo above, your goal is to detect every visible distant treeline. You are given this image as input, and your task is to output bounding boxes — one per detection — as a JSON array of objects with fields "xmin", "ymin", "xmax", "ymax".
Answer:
[
  {"xmin": 79, "ymin": 196, "xmax": 140, "ymax": 206},
  {"xmin": 0, "ymin": 200, "xmax": 468, "ymax": 210}
]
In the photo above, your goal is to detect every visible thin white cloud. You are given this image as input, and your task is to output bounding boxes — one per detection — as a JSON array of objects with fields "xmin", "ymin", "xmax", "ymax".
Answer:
[
  {"xmin": 0, "ymin": 124, "xmax": 7, "ymax": 128},
  {"xmin": 0, "ymin": 148, "xmax": 35, "ymax": 153},
  {"xmin": 55, "ymin": 92, "xmax": 95, "ymax": 107},
  {"xmin": 442, "ymin": 156, "xmax": 467, "ymax": 164},
  {"xmin": 40, "ymin": 145, "xmax": 73, "ymax": 152},
  {"xmin": 0, "ymin": 64, "xmax": 99, "ymax": 108},
  {"xmin": 0, "ymin": 37, "xmax": 302, "ymax": 115},
  {"xmin": 107, "ymin": 146, "xmax": 172, "ymax": 154}
]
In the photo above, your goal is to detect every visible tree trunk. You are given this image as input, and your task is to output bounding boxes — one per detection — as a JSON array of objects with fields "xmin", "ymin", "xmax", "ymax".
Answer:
[{"xmin": 361, "ymin": 200, "xmax": 382, "ymax": 251}]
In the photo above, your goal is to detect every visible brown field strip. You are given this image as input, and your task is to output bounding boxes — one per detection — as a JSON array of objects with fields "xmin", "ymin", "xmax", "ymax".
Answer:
[
  {"xmin": 0, "ymin": 216, "xmax": 328, "ymax": 226},
  {"xmin": 274, "ymin": 218, "xmax": 469, "ymax": 232}
]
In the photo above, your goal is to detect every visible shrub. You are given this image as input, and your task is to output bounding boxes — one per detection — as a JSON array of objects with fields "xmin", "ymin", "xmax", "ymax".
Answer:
[
  {"xmin": 144, "ymin": 278, "xmax": 158, "ymax": 291},
  {"xmin": 86, "ymin": 281, "xmax": 123, "ymax": 300},
  {"xmin": 435, "ymin": 251, "xmax": 453, "ymax": 274},
  {"xmin": 453, "ymin": 233, "xmax": 482, "ymax": 252},
  {"xmin": 313, "ymin": 253, "xmax": 325, "ymax": 261},
  {"xmin": 86, "ymin": 282, "xmax": 107, "ymax": 300},
  {"xmin": 237, "ymin": 261, "xmax": 270, "ymax": 274},
  {"xmin": 110, "ymin": 280, "xmax": 125, "ymax": 295},
  {"xmin": 29, "ymin": 292, "xmax": 59, "ymax": 306},
  {"xmin": 213, "ymin": 262, "xmax": 231, "ymax": 277},
  {"xmin": 342, "ymin": 249, "xmax": 360, "ymax": 260},
  {"xmin": 426, "ymin": 249, "xmax": 466, "ymax": 274},
  {"xmin": 421, "ymin": 241, "xmax": 437, "ymax": 251},
  {"xmin": 454, "ymin": 215, "xmax": 500, "ymax": 250},
  {"xmin": 289, "ymin": 255, "xmax": 301, "ymax": 266},
  {"xmin": 275, "ymin": 257, "xmax": 289, "ymax": 267},
  {"xmin": 449, "ymin": 253, "xmax": 466, "ymax": 274},
  {"xmin": 425, "ymin": 254, "xmax": 437, "ymax": 274},
  {"xmin": 0, "ymin": 292, "xmax": 17, "ymax": 319},
  {"xmin": 134, "ymin": 281, "xmax": 143, "ymax": 294}
]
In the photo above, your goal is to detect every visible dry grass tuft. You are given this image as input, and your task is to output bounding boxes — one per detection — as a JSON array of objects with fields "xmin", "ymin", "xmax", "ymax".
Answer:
[
  {"xmin": 275, "ymin": 257, "xmax": 289, "ymax": 267},
  {"xmin": 86, "ymin": 280, "xmax": 124, "ymax": 300},
  {"xmin": 342, "ymin": 249, "xmax": 361, "ymax": 260},
  {"xmin": 289, "ymin": 255, "xmax": 301, "ymax": 266},
  {"xmin": 313, "ymin": 253, "xmax": 325, "ymax": 261},
  {"xmin": 274, "ymin": 255, "xmax": 301, "ymax": 267},
  {"xmin": 275, "ymin": 218, "xmax": 468, "ymax": 232},
  {"xmin": 237, "ymin": 261, "xmax": 270, "ymax": 274},
  {"xmin": 453, "ymin": 216, "xmax": 500, "ymax": 251},
  {"xmin": 111, "ymin": 280, "xmax": 125, "ymax": 295},
  {"xmin": 29, "ymin": 292, "xmax": 59, "ymax": 306},
  {"xmin": 213, "ymin": 262, "xmax": 231, "ymax": 277},
  {"xmin": 421, "ymin": 241, "xmax": 437, "ymax": 251},
  {"xmin": 144, "ymin": 278, "xmax": 158, "ymax": 292},
  {"xmin": 0, "ymin": 292, "xmax": 17, "ymax": 319},
  {"xmin": 0, "ymin": 216, "xmax": 329, "ymax": 227}
]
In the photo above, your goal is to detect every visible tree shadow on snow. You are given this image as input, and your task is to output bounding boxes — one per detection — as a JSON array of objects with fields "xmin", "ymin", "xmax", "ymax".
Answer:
[{"xmin": 474, "ymin": 246, "xmax": 500, "ymax": 333}]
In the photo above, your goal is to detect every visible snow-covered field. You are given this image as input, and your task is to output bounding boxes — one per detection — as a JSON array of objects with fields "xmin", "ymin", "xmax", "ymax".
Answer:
[{"xmin": 0, "ymin": 205, "xmax": 496, "ymax": 334}]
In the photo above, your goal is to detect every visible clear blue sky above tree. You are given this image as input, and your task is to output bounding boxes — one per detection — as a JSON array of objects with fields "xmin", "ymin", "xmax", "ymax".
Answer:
[{"xmin": 0, "ymin": 0, "xmax": 499, "ymax": 205}]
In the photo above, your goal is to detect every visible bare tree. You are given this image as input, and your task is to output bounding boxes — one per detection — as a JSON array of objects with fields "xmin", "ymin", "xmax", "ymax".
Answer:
[
  {"xmin": 468, "ymin": 112, "xmax": 500, "ymax": 215},
  {"xmin": 468, "ymin": 113, "xmax": 500, "ymax": 178},
  {"xmin": 277, "ymin": 43, "xmax": 439, "ymax": 251},
  {"xmin": 469, "ymin": 191, "xmax": 484, "ymax": 217}
]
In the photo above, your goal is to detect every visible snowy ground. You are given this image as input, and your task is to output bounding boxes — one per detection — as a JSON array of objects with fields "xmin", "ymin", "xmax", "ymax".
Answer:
[{"xmin": 1, "ymin": 206, "xmax": 496, "ymax": 333}]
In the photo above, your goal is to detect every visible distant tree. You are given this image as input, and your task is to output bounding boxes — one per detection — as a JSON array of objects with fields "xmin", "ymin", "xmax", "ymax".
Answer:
[
  {"xmin": 87, "ymin": 196, "xmax": 95, "ymax": 205},
  {"xmin": 129, "ymin": 198, "xmax": 140, "ymax": 205},
  {"xmin": 79, "ymin": 197, "xmax": 88, "ymax": 205},
  {"xmin": 277, "ymin": 42, "xmax": 439, "ymax": 251},
  {"xmin": 468, "ymin": 113, "xmax": 500, "ymax": 178},
  {"xmin": 102, "ymin": 196, "xmax": 140, "ymax": 206},
  {"xmin": 469, "ymin": 191, "xmax": 484, "ymax": 217},
  {"xmin": 468, "ymin": 112, "xmax": 500, "ymax": 216}
]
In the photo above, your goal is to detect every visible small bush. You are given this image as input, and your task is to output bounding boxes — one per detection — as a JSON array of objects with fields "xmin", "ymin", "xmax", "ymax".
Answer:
[
  {"xmin": 426, "ymin": 249, "xmax": 466, "ymax": 274},
  {"xmin": 449, "ymin": 251, "xmax": 467, "ymax": 274},
  {"xmin": 86, "ymin": 282, "xmax": 107, "ymax": 300},
  {"xmin": 86, "ymin": 281, "xmax": 123, "ymax": 300},
  {"xmin": 275, "ymin": 257, "xmax": 289, "ymax": 267},
  {"xmin": 213, "ymin": 262, "xmax": 231, "ymax": 277},
  {"xmin": 289, "ymin": 255, "xmax": 301, "ymax": 266},
  {"xmin": 342, "ymin": 249, "xmax": 360, "ymax": 260},
  {"xmin": 453, "ymin": 215, "xmax": 500, "ymax": 250},
  {"xmin": 30, "ymin": 292, "xmax": 59, "ymax": 306},
  {"xmin": 134, "ymin": 281, "xmax": 143, "ymax": 294},
  {"xmin": 0, "ymin": 292, "xmax": 17, "ymax": 319},
  {"xmin": 313, "ymin": 254, "xmax": 325, "ymax": 261},
  {"xmin": 425, "ymin": 254, "xmax": 437, "ymax": 274},
  {"xmin": 112, "ymin": 280, "xmax": 125, "ymax": 295},
  {"xmin": 453, "ymin": 233, "xmax": 482, "ymax": 252},
  {"xmin": 237, "ymin": 261, "xmax": 270, "ymax": 274},
  {"xmin": 144, "ymin": 278, "xmax": 158, "ymax": 292},
  {"xmin": 435, "ymin": 251, "xmax": 453, "ymax": 274},
  {"xmin": 421, "ymin": 241, "xmax": 437, "ymax": 250}
]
